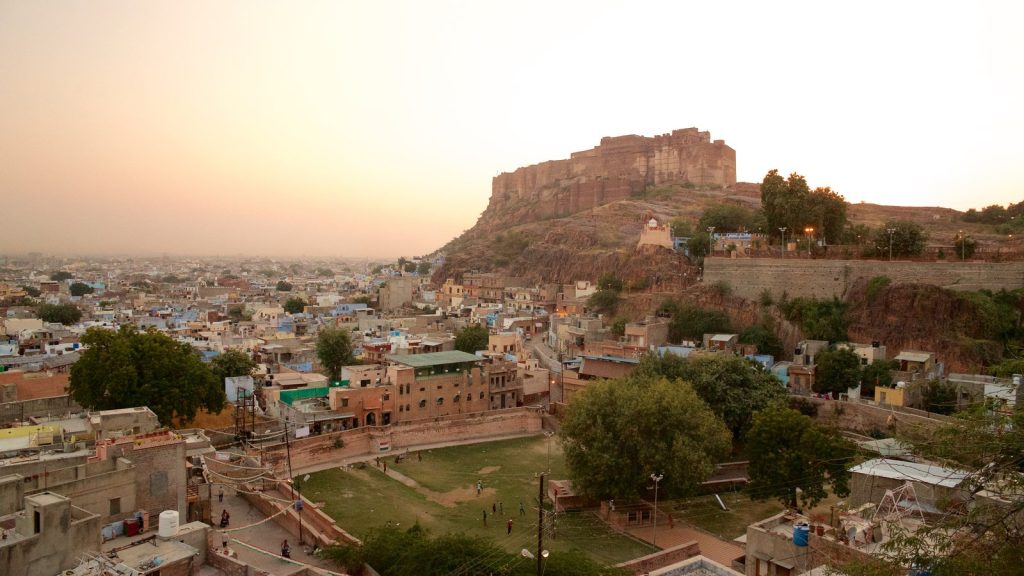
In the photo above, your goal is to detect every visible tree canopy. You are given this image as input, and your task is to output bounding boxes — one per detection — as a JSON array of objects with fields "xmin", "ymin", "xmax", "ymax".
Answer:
[
  {"xmin": 37, "ymin": 303, "xmax": 82, "ymax": 325},
  {"xmin": 561, "ymin": 375, "xmax": 731, "ymax": 500},
  {"xmin": 587, "ymin": 289, "xmax": 620, "ymax": 315},
  {"xmin": 699, "ymin": 203, "xmax": 765, "ymax": 233},
  {"xmin": 747, "ymin": 406, "xmax": 855, "ymax": 508},
  {"xmin": 454, "ymin": 324, "xmax": 489, "ymax": 354},
  {"xmin": 68, "ymin": 326, "xmax": 226, "ymax": 425},
  {"xmin": 324, "ymin": 524, "xmax": 626, "ymax": 576},
  {"xmin": 779, "ymin": 296, "xmax": 849, "ymax": 342},
  {"xmin": 210, "ymin": 349, "xmax": 256, "ymax": 383},
  {"xmin": 658, "ymin": 300, "xmax": 732, "ymax": 343},
  {"xmin": 761, "ymin": 170, "xmax": 848, "ymax": 244},
  {"xmin": 283, "ymin": 297, "xmax": 307, "ymax": 314},
  {"xmin": 813, "ymin": 347, "xmax": 863, "ymax": 395},
  {"xmin": 50, "ymin": 271, "xmax": 73, "ymax": 281},
  {"xmin": 634, "ymin": 353, "xmax": 786, "ymax": 440},
  {"xmin": 869, "ymin": 220, "xmax": 927, "ymax": 258},
  {"xmin": 317, "ymin": 327, "xmax": 356, "ymax": 382},
  {"xmin": 69, "ymin": 282, "xmax": 94, "ymax": 297},
  {"xmin": 275, "ymin": 280, "xmax": 293, "ymax": 291}
]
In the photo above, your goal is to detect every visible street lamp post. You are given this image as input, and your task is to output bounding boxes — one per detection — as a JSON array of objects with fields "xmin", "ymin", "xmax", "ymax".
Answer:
[
  {"xmin": 650, "ymin": 473, "xmax": 664, "ymax": 547},
  {"xmin": 959, "ymin": 229, "xmax": 965, "ymax": 261},
  {"xmin": 706, "ymin": 227, "xmax": 715, "ymax": 258},
  {"xmin": 544, "ymin": 431, "xmax": 554, "ymax": 472},
  {"xmin": 779, "ymin": 227, "xmax": 787, "ymax": 259},
  {"xmin": 804, "ymin": 227, "xmax": 814, "ymax": 257},
  {"xmin": 886, "ymin": 227, "xmax": 897, "ymax": 261}
]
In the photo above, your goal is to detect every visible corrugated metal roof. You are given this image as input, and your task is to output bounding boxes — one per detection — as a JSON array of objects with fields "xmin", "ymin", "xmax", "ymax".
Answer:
[
  {"xmin": 894, "ymin": 351, "xmax": 933, "ymax": 363},
  {"xmin": 849, "ymin": 458, "xmax": 969, "ymax": 488}
]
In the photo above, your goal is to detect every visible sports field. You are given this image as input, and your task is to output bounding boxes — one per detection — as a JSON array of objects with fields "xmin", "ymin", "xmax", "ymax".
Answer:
[{"xmin": 300, "ymin": 435, "xmax": 655, "ymax": 565}]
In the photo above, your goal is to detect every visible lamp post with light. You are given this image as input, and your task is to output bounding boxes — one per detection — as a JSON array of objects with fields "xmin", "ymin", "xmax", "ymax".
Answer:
[
  {"xmin": 887, "ymin": 227, "xmax": 897, "ymax": 261},
  {"xmin": 650, "ymin": 473, "xmax": 664, "ymax": 547},
  {"xmin": 779, "ymin": 227, "xmax": 787, "ymax": 259},
  {"xmin": 804, "ymin": 227, "xmax": 814, "ymax": 257}
]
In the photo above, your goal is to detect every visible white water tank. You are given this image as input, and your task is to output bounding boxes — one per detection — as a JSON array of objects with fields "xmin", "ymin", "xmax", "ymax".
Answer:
[{"xmin": 158, "ymin": 510, "xmax": 179, "ymax": 538}]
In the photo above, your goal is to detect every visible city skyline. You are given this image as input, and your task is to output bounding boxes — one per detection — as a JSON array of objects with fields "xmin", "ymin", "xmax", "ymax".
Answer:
[{"xmin": 2, "ymin": 1, "xmax": 1021, "ymax": 258}]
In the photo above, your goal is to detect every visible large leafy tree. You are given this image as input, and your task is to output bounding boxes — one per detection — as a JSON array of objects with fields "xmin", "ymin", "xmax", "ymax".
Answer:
[
  {"xmin": 210, "ymin": 349, "xmax": 256, "ymax": 383},
  {"xmin": 317, "ymin": 327, "xmax": 356, "ymax": 381},
  {"xmin": 282, "ymin": 297, "xmax": 307, "ymax": 314},
  {"xmin": 674, "ymin": 355, "xmax": 787, "ymax": 440},
  {"xmin": 68, "ymin": 326, "xmax": 226, "ymax": 425},
  {"xmin": 454, "ymin": 324, "xmax": 489, "ymax": 354},
  {"xmin": 859, "ymin": 359, "xmax": 897, "ymax": 396},
  {"xmin": 698, "ymin": 204, "xmax": 764, "ymax": 232},
  {"xmin": 761, "ymin": 170, "xmax": 848, "ymax": 244},
  {"xmin": 870, "ymin": 220, "xmax": 927, "ymax": 257},
  {"xmin": 561, "ymin": 376, "xmax": 731, "ymax": 500},
  {"xmin": 69, "ymin": 282, "xmax": 94, "ymax": 297},
  {"xmin": 659, "ymin": 301, "xmax": 732, "ymax": 343},
  {"xmin": 813, "ymin": 347, "xmax": 863, "ymax": 395},
  {"xmin": 779, "ymin": 296, "xmax": 849, "ymax": 342},
  {"xmin": 747, "ymin": 406, "xmax": 855, "ymax": 508},
  {"xmin": 37, "ymin": 303, "xmax": 82, "ymax": 325}
]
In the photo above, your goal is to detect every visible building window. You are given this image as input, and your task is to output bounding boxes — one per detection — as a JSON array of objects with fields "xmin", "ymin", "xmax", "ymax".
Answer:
[
  {"xmin": 419, "ymin": 399, "xmax": 427, "ymax": 408},
  {"xmin": 341, "ymin": 398, "xmax": 349, "ymax": 408},
  {"xmin": 406, "ymin": 404, "xmax": 410, "ymax": 411},
  {"xmin": 436, "ymin": 397, "xmax": 444, "ymax": 405},
  {"xmin": 109, "ymin": 497, "xmax": 121, "ymax": 516},
  {"xmin": 383, "ymin": 393, "xmax": 390, "ymax": 401},
  {"xmin": 399, "ymin": 405, "xmax": 404, "ymax": 412},
  {"xmin": 454, "ymin": 394, "xmax": 460, "ymax": 403},
  {"xmin": 479, "ymin": 391, "xmax": 485, "ymax": 399}
]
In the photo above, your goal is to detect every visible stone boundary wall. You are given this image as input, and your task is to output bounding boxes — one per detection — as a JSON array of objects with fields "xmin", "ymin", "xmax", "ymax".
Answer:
[
  {"xmin": 616, "ymin": 540, "xmax": 701, "ymax": 574},
  {"xmin": 802, "ymin": 397, "xmax": 947, "ymax": 439},
  {"xmin": 257, "ymin": 408, "xmax": 544, "ymax": 475},
  {"xmin": 0, "ymin": 394, "xmax": 81, "ymax": 424},
  {"xmin": 703, "ymin": 257, "xmax": 1024, "ymax": 300}
]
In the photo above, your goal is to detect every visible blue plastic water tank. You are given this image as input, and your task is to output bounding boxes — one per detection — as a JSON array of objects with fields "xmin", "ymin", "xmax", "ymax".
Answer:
[{"xmin": 793, "ymin": 522, "xmax": 810, "ymax": 547}]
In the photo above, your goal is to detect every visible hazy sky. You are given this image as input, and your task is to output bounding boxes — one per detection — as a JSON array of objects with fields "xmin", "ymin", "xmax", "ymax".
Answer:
[{"xmin": 2, "ymin": 1, "xmax": 1021, "ymax": 258}]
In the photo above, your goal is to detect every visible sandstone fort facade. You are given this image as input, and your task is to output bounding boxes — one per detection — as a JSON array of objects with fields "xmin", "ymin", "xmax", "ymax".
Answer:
[{"xmin": 484, "ymin": 128, "xmax": 735, "ymax": 224}]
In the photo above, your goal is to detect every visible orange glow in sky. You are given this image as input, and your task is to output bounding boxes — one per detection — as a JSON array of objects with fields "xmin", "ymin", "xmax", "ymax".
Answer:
[{"xmin": 2, "ymin": 1, "xmax": 1022, "ymax": 258}]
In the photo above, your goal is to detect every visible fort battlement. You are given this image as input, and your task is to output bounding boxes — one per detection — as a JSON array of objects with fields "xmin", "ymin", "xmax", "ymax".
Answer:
[{"xmin": 482, "ymin": 128, "xmax": 735, "ymax": 227}]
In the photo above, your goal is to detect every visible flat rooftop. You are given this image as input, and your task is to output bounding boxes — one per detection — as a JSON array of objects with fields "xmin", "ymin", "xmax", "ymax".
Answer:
[{"xmin": 388, "ymin": 350, "xmax": 481, "ymax": 367}]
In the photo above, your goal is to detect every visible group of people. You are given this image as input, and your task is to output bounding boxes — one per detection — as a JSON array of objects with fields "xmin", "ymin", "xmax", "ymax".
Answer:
[{"xmin": 481, "ymin": 499, "xmax": 526, "ymax": 534}]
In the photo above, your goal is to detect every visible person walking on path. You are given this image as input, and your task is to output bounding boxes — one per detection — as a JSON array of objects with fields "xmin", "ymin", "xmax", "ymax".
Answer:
[
  {"xmin": 476, "ymin": 480, "xmax": 482, "ymax": 495},
  {"xmin": 492, "ymin": 502, "xmax": 496, "ymax": 514},
  {"xmin": 221, "ymin": 531, "xmax": 228, "ymax": 549},
  {"xmin": 281, "ymin": 540, "xmax": 291, "ymax": 558},
  {"xmin": 483, "ymin": 509, "xmax": 488, "ymax": 526},
  {"xmin": 519, "ymin": 500, "xmax": 525, "ymax": 516},
  {"xmin": 383, "ymin": 461, "xmax": 387, "ymax": 473},
  {"xmin": 506, "ymin": 519, "xmax": 513, "ymax": 535},
  {"xmin": 218, "ymin": 486, "xmax": 224, "ymax": 503}
]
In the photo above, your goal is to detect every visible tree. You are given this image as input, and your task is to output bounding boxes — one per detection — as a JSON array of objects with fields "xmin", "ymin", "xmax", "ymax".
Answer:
[
  {"xmin": 37, "ymin": 303, "xmax": 82, "ymax": 325},
  {"xmin": 860, "ymin": 359, "xmax": 897, "ymax": 396},
  {"xmin": 20, "ymin": 285, "xmax": 41, "ymax": 298},
  {"xmin": 761, "ymin": 170, "xmax": 848, "ymax": 243},
  {"xmin": 317, "ymin": 327, "xmax": 356, "ymax": 382},
  {"xmin": 698, "ymin": 204, "xmax": 764, "ymax": 232},
  {"xmin": 813, "ymin": 347, "xmax": 863, "ymax": 395},
  {"xmin": 324, "ymin": 524, "xmax": 626, "ymax": 576},
  {"xmin": 661, "ymin": 301, "xmax": 731, "ymax": 343},
  {"xmin": 210, "ymin": 349, "xmax": 256, "ymax": 383},
  {"xmin": 50, "ymin": 271, "xmax": 73, "ymax": 281},
  {"xmin": 597, "ymin": 273, "xmax": 624, "ymax": 292},
  {"xmin": 954, "ymin": 233, "xmax": 977, "ymax": 259},
  {"xmin": 316, "ymin": 268, "xmax": 334, "ymax": 277},
  {"xmin": 587, "ymin": 289, "xmax": 620, "ymax": 315},
  {"xmin": 673, "ymin": 354, "xmax": 787, "ymax": 440},
  {"xmin": 454, "ymin": 324, "xmax": 489, "ymax": 354},
  {"xmin": 283, "ymin": 297, "xmax": 307, "ymax": 314},
  {"xmin": 686, "ymin": 231, "xmax": 711, "ymax": 262},
  {"xmin": 69, "ymin": 282, "xmax": 94, "ymax": 297},
  {"xmin": 561, "ymin": 376, "xmax": 731, "ymax": 500},
  {"xmin": 353, "ymin": 295, "xmax": 373, "ymax": 306},
  {"xmin": 747, "ymin": 406, "xmax": 855, "ymax": 508},
  {"xmin": 871, "ymin": 220, "xmax": 927, "ymax": 257},
  {"xmin": 779, "ymin": 296, "xmax": 849, "ymax": 342},
  {"xmin": 738, "ymin": 321, "xmax": 785, "ymax": 359},
  {"xmin": 275, "ymin": 280, "xmax": 293, "ymax": 291},
  {"xmin": 610, "ymin": 318, "xmax": 626, "ymax": 337},
  {"xmin": 68, "ymin": 326, "xmax": 225, "ymax": 425},
  {"xmin": 916, "ymin": 379, "xmax": 958, "ymax": 415},
  {"xmin": 805, "ymin": 187, "xmax": 848, "ymax": 244},
  {"xmin": 416, "ymin": 261, "xmax": 431, "ymax": 275}
]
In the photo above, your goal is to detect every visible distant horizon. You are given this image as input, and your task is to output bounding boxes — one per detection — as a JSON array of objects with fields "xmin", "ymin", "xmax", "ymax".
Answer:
[{"xmin": 3, "ymin": 2, "xmax": 1021, "ymax": 257}]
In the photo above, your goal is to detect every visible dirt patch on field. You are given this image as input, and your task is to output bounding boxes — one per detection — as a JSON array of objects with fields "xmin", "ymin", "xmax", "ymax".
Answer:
[{"xmin": 477, "ymin": 466, "xmax": 501, "ymax": 475}]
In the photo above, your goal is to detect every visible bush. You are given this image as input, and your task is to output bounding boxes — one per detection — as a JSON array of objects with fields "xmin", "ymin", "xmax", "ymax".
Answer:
[
  {"xmin": 789, "ymin": 397, "xmax": 819, "ymax": 417},
  {"xmin": 866, "ymin": 276, "xmax": 891, "ymax": 301},
  {"xmin": 758, "ymin": 289, "xmax": 774, "ymax": 307}
]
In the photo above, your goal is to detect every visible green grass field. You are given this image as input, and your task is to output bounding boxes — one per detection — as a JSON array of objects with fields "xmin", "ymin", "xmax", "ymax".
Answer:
[
  {"xmin": 670, "ymin": 489, "xmax": 783, "ymax": 540},
  {"xmin": 301, "ymin": 435, "xmax": 655, "ymax": 565}
]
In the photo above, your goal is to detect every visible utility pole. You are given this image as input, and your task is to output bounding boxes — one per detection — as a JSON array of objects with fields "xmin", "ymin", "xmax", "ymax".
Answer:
[
  {"xmin": 537, "ymin": 473, "xmax": 545, "ymax": 576},
  {"xmin": 887, "ymin": 227, "xmax": 897, "ymax": 261},
  {"xmin": 283, "ymin": 418, "xmax": 304, "ymax": 545},
  {"xmin": 779, "ymin": 227, "xmax": 787, "ymax": 259}
]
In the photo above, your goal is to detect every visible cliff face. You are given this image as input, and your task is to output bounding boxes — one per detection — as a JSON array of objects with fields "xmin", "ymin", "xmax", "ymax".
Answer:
[{"xmin": 480, "ymin": 128, "xmax": 736, "ymax": 231}]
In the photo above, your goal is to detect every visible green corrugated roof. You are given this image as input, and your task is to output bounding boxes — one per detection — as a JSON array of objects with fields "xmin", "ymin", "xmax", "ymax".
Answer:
[{"xmin": 389, "ymin": 351, "xmax": 481, "ymax": 368}]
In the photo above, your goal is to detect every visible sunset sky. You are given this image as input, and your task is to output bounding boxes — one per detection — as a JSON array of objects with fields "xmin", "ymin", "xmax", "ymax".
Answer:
[{"xmin": 2, "ymin": 1, "xmax": 1021, "ymax": 258}]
